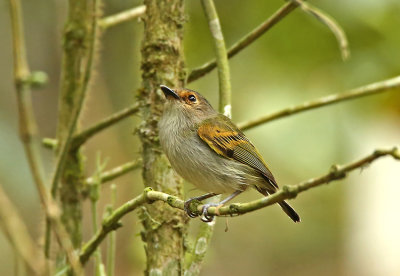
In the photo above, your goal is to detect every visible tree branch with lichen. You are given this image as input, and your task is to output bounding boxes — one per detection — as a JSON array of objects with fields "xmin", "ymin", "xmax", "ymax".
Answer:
[{"xmin": 78, "ymin": 146, "xmax": 400, "ymax": 265}]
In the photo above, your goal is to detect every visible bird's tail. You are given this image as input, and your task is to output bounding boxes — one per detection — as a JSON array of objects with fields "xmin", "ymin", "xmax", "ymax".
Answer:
[
  {"xmin": 255, "ymin": 186, "xmax": 301, "ymax": 223},
  {"xmin": 278, "ymin": 201, "xmax": 300, "ymax": 223}
]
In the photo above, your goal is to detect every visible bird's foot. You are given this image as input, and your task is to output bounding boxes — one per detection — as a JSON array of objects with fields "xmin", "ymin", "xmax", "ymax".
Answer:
[
  {"xmin": 201, "ymin": 203, "xmax": 220, "ymax": 222},
  {"xmin": 184, "ymin": 193, "xmax": 219, "ymax": 219},
  {"xmin": 184, "ymin": 198, "xmax": 201, "ymax": 218}
]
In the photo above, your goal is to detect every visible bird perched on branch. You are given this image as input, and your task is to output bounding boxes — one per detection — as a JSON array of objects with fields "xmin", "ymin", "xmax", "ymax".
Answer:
[{"xmin": 158, "ymin": 85, "xmax": 300, "ymax": 223}]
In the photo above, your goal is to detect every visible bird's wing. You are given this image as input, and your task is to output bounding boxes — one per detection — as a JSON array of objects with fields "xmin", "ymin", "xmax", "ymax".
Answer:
[{"xmin": 197, "ymin": 115, "xmax": 278, "ymax": 188}]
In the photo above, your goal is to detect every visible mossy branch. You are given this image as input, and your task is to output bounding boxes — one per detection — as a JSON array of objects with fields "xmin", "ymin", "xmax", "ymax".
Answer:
[
  {"xmin": 79, "ymin": 147, "xmax": 400, "ymax": 264},
  {"xmin": 238, "ymin": 75, "xmax": 400, "ymax": 130}
]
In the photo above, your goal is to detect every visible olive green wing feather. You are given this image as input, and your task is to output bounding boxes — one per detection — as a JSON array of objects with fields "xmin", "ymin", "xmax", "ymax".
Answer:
[{"xmin": 197, "ymin": 115, "xmax": 278, "ymax": 188}]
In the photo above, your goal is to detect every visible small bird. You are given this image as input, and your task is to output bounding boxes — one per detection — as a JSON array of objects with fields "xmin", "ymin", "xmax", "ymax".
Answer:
[{"xmin": 158, "ymin": 85, "xmax": 300, "ymax": 223}]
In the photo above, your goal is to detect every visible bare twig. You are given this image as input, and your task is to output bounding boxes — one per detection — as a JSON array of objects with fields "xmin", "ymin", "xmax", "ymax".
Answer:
[
  {"xmin": 85, "ymin": 158, "xmax": 142, "ymax": 185},
  {"xmin": 188, "ymin": 1, "xmax": 299, "ymax": 83},
  {"xmin": 72, "ymin": 103, "xmax": 140, "ymax": 148},
  {"xmin": 296, "ymin": 0, "xmax": 349, "ymax": 60},
  {"xmin": 78, "ymin": 146, "xmax": 400, "ymax": 263},
  {"xmin": 106, "ymin": 184, "xmax": 117, "ymax": 276},
  {"xmin": 238, "ymin": 75, "xmax": 400, "ymax": 130},
  {"xmin": 99, "ymin": 5, "xmax": 146, "ymax": 29},
  {"xmin": 0, "ymin": 184, "xmax": 46, "ymax": 275}
]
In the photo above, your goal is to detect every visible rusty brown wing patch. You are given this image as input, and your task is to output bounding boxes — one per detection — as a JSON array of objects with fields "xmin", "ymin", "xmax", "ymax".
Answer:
[{"xmin": 197, "ymin": 116, "xmax": 278, "ymax": 188}]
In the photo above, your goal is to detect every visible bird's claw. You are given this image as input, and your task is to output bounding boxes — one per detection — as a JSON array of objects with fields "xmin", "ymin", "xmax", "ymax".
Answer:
[
  {"xmin": 200, "ymin": 203, "xmax": 218, "ymax": 222},
  {"xmin": 184, "ymin": 198, "xmax": 200, "ymax": 218}
]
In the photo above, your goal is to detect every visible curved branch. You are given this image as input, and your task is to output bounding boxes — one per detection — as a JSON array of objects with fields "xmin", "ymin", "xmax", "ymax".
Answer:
[
  {"xmin": 238, "ymin": 75, "xmax": 400, "ymax": 131},
  {"xmin": 188, "ymin": 1, "xmax": 299, "ymax": 83},
  {"xmin": 79, "ymin": 147, "xmax": 400, "ymax": 264},
  {"xmin": 296, "ymin": 0, "xmax": 349, "ymax": 60}
]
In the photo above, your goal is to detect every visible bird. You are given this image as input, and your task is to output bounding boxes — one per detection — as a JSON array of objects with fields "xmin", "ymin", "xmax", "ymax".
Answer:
[{"xmin": 158, "ymin": 85, "xmax": 300, "ymax": 223}]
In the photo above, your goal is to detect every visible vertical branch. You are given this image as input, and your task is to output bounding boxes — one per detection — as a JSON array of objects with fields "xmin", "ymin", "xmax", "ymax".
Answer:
[
  {"xmin": 139, "ymin": 0, "xmax": 186, "ymax": 275},
  {"xmin": 47, "ymin": 0, "xmax": 100, "ymax": 254},
  {"xmin": 185, "ymin": 1, "xmax": 232, "ymax": 275},
  {"xmin": 201, "ymin": 0, "xmax": 231, "ymax": 116}
]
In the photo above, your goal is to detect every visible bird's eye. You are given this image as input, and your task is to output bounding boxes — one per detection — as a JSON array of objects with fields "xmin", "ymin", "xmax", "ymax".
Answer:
[{"xmin": 188, "ymin": 95, "xmax": 197, "ymax": 102}]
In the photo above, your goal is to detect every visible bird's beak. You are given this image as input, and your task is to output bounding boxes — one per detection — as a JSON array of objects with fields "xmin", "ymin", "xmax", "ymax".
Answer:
[{"xmin": 160, "ymin": 85, "xmax": 180, "ymax": 100}]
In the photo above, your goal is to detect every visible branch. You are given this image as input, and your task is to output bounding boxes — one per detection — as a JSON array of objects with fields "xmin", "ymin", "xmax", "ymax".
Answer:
[
  {"xmin": 49, "ymin": 0, "xmax": 99, "ymax": 198},
  {"xmin": 42, "ymin": 103, "xmax": 140, "ymax": 150},
  {"xmin": 85, "ymin": 158, "xmax": 142, "ymax": 185},
  {"xmin": 188, "ymin": 1, "xmax": 299, "ymax": 83},
  {"xmin": 78, "ymin": 146, "xmax": 400, "ymax": 263},
  {"xmin": 0, "ymin": 184, "xmax": 46, "ymax": 275},
  {"xmin": 72, "ymin": 103, "xmax": 140, "ymax": 148},
  {"xmin": 296, "ymin": 0, "xmax": 349, "ymax": 60},
  {"xmin": 201, "ymin": 0, "xmax": 231, "ymax": 115},
  {"xmin": 99, "ymin": 5, "xmax": 146, "ymax": 29},
  {"xmin": 238, "ymin": 75, "xmax": 400, "ymax": 130}
]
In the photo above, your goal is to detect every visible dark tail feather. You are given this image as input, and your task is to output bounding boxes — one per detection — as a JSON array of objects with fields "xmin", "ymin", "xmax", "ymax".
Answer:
[
  {"xmin": 278, "ymin": 201, "xmax": 300, "ymax": 223},
  {"xmin": 255, "ymin": 186, "xmax": 301, "ymax": 223}
]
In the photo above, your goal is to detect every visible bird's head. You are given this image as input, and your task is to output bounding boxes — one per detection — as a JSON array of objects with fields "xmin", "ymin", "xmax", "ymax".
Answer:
[{"xmin": 160, "ymin": 85, "xmax": 217, "ymax": 123}]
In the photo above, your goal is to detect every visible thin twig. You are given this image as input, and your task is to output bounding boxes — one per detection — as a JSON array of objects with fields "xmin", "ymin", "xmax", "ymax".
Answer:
[
  {"xmin": 0, "ymin": 184, "xmax": 45, "ymax": 275},
  {"xmin": 72, "ymin": 103, "xmax": 140, "ymax": 148},
  {"xmin": 85, "ymin": 158, "xmax": 142, "ymax": 185},
  {"xmin": 99, "ymin": 5, "xmax": 146, "ymax": 29},
  {"xmin": 188, "ymin": 1, "xmax": 299, "ymax": 83},
  {"xmin": 238, "ymin": 75, "xmax": 400, "ymax": 130},
  {"xmin": 8, "ymin": 0, "xmax": 83, "ymax": 273},
  {"xmin": 106, "ymin": 184, "xmax": 117, "ymax": 276},
  {"xmin": 296, "ymin": 0, "xmax": 349, "ymax": 60},
  {"xmin": 78, "ymin": 146, "xmax": 400, "ymax": 263},
  {"xmin": 201, "ymin": 0, "xmax": 231, "ymax": 115}
]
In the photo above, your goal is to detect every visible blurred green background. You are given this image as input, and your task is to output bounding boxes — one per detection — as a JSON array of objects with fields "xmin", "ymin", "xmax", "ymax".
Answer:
[{"xmin": 1, "ymin": 0, "xmax": 400, "ymax": 275}]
